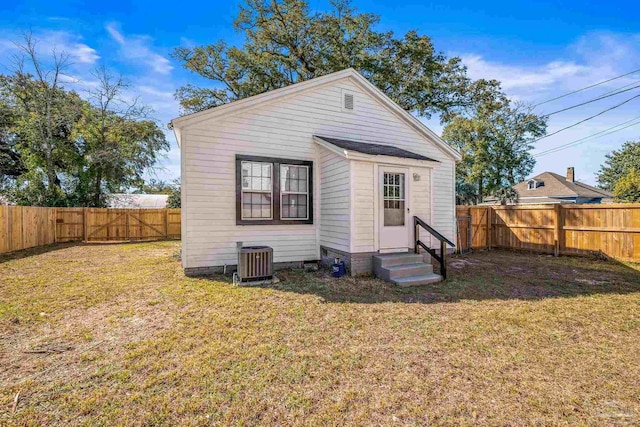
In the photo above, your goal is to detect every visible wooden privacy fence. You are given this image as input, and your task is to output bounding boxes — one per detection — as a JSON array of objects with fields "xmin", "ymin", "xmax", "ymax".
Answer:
[
  {"xmin": 457, "ymin": 204, "xmax": 640, "ymax": 262},
  {"xmin": 0, "ymin": 206, "xmax": 181, "ymax": 254}
]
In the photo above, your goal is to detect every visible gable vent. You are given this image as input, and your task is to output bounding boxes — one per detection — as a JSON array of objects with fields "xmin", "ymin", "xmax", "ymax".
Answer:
[{"xmin": 343, "ymin": 93, "xmax": 354, "ymax": 110}]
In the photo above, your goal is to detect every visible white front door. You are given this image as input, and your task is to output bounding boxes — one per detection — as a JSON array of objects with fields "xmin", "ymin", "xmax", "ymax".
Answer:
[{"xmin": 379, "ymin": 167, "xmax": 410, "ymax": 250}]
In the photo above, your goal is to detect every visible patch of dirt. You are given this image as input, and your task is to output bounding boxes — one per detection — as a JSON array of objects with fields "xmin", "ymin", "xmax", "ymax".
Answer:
[
  {"xmin": 0, "ymin": 297, "xmax": 175, "ymax": 388},
  {"xmin": 449, "ymin": 258, "xmax": 483, "ymax": 269}
]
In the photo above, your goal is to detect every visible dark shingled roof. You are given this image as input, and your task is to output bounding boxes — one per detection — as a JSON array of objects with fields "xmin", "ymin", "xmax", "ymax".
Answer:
[{"xmin": 314, "ymin": 136, "xmax": 438, "ymax": 162}]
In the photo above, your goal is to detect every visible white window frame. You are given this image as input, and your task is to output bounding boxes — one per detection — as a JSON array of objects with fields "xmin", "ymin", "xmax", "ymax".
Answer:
[
  {"xmin": 527, "ymin": 180, "xmax": 536, "ymax": 190},
  {"xmin": 241, "ymin": 161, "xmax": 273, "ymax": 221},
  {"xmin": 280, "ymin": 164, "xmax": 310, "ymax": 221}
]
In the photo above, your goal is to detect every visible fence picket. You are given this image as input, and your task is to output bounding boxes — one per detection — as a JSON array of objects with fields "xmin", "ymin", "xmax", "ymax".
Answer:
[
  {"xmin": 457, "ymin": 203, "xmax": 640, "ymax": 262},
  {"xmin": 0, "ymin": 206, "xmax": 182, "ymax": 254}
]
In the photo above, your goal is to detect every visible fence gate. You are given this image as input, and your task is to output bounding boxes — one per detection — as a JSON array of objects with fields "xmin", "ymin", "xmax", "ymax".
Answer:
[
  {"xmin": 456, "ymin": 215, "xmax": 472, "ymax": 254},
  {"xmin": 85, "ymin": 208, "xmax": 170, "ymax": 242}
]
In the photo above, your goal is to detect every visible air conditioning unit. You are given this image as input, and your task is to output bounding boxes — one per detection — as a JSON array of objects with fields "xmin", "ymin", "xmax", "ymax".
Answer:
[{"xmin": 236, "ymin": 242, "xmax": 273, "ymax": 283}]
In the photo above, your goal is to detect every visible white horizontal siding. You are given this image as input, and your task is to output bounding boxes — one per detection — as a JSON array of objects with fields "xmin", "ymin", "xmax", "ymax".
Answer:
[
  {"xmin": 319, "ymin": 147, "xmax": 350, "ymax": 252},
  {"xmin": 410, "ymin": 166, "xmax": 432, "ymax": 245},
  {"xmin": 352, "ymin": 161, "xmax": 375, "ymax": 252},
  {"xmin": 181, "ymin": 77, "xmax": 455, "ymax": 268}
]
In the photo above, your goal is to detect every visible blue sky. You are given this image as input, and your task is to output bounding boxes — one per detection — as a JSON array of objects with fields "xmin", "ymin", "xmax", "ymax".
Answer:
[{"xmin": 1, "ymin": 0, "xmax": 639, "ymax": 185}]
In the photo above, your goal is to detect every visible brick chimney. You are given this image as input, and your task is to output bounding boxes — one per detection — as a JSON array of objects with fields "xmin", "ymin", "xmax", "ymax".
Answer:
[{"xmin": 567, "ymin": 167, "xmax": 575, "ymax": 183}]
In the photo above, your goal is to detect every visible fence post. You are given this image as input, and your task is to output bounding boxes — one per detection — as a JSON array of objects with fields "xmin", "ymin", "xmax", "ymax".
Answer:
[
  {"xmin": 165, "ymin": 209, "xmax": 169, "ymax": 239},
  {"xmin": 83, "ymin": 208, "xmax": 87, "ymax": 243},
  {"xmin": 486, "ymin": 207, "xmax": 492, "ymax": 250}
]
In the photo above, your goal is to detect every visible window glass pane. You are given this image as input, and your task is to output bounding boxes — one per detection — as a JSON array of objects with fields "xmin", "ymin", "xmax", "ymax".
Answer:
[
  {"xmin": 384, "ymin": 201, "xmax": 405, "ymax": 226},
  {"xmin": 262, "ymin": 163, "xmax": 271, "ymax": 177},
  {"xmin": 281, "ymin": 165, "xmax": 307, "ymax": 194},
  {"xmin": 289, "ymin": 178, "xmax": 299, "ymax": 192},
  {"xmin": 251, "ymin": 163, "xmax": 262, "ymax": 177},
  {"xmin": 281, "ymin": 194, "xmax": 307, "ymax": 219},
  {"xmin": 242, "ymin": 162, "xmax": 251, "ymax": 177},
  {"xmin": 297, "ymin": 205, "xmax": 307, "ymax": 218},
  {"xmin": 242, "ymin": 191, "xmax": 272, "ymax": 219},
  {"xmin": 261, "ymin": 177, "xmax": 270, "ymax": 191},
  {"xmin": 383, "ymin": 172, "xmax": 405, "ymax": 226}
]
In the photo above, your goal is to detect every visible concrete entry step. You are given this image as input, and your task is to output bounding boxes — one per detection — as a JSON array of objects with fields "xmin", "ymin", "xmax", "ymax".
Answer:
[
  {"xmin": 373, "ymin": 253, "xmax": 443, "ymax": 286},
  {"xmin": 392, "ymin": 273, "xmax": 443, "ymax": 287},
  {"xmin": 373, "ymin": 253, "xmax": 424, "ymax": 268}
]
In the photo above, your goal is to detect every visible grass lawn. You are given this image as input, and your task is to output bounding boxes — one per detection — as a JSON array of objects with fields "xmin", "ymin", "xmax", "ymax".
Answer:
[{"xmin": 1, "ymin": 242, "xmax": 639, "ymax": 425}]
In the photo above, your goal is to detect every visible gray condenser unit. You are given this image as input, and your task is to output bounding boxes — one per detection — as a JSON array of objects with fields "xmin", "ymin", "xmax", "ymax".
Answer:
[{"xmin": 236, "ymin": 242, "xmax": 273, "ymax": 283}]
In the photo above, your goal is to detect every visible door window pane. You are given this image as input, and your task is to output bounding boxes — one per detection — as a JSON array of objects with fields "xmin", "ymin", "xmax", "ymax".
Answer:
[{"xmin": 383, "ymin": 172, "xmax": 405, "ymax": 226}]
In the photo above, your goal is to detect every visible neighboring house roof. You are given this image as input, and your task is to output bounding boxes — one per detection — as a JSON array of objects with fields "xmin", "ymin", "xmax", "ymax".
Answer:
[
  {"xmin": 513, "ymin": 172, "xmax": 613, "ymax": 200},
  {"xmin": 170, "ymin": 68, "xmax": 461, "ymax": 161},
  {"xmin": 314, "ymin": 135, "xmax": 438, "ymax": 162},
  {"xmin": 108, "ymin": 194, "xmax": 168, "ymax": 209}
]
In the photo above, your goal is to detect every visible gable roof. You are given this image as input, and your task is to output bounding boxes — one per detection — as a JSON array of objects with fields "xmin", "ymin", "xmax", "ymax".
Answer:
[
  {"xmin": 314, "ymin": 135, "xmax": 438, "ymax": 162},
  {"xmin": 513, "ymin": 172, "xmax": 613, "ymax": 199},
  {"xmin": 170, "ymin": 68, "xmax": 461, "ymax": 161}
]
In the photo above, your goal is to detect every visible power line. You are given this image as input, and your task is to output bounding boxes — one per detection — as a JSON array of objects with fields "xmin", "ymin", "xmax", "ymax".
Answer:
[
  {"xmin": 533, "ymin": 116, "xmax": 640, "ymax": 158},
  {"xmin": 532, "ymin": 93, "xmax": 640, "ymax": 144},
  {"xmin": 598, "ymin": 78, "xmax": 640, "ymax": 97},
  {"xmin": 543, "ymin": 83, "xmax": 640, "ymax": 116},
  {"xmin": 533, "ymin": 68, "xmax": 640, "ymax": 107}
]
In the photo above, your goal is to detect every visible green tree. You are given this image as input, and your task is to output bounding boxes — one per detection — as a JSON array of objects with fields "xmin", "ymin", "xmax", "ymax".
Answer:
[
  {"xmin": 136, "ymin": 179, "xmax": 174, "ymax": 194},
  {"xmin": 0, "ymin": 92, "xmax": 25, "ymax": 184},
  {"xmin": 72, "ymin": 67, "xmax": 168, "ymax": 207},
  {"xmin": 166, "ymin": 179, "xmax": 181, "ymax": 208},
  {"xmin": 491, "ymin": 187, "xmax": 519, "ymax": 205},
  {"xmin": 0, "ymin": 35, "xmax": 169, "ymax": 207},
  {"xmin": 596, "ymin": 141, "xmax": 640, "ymax": 192},
  {"xmin": 172, "ymin": 0, "xmax": 469, "ymax": 118},
  {"xmin": 443, "ymin": 81, "xmax": 546, "ymax": 203},
  {"xmin": 612, "ymin": 168, "xmax": 640, "ymax": 202},
  {"xmin": 1, "ymin": 33, "xmax": 85, "ymax": 205}
]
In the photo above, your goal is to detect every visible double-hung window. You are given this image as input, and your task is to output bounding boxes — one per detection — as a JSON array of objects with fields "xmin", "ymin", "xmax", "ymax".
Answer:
[
  {"xmin": 236, "ymin": 155, "xmax": 313, "ymax": 225},
  {"xmin": 281, "ymin": 164, "xmax": 309, "ymax": 220},
  {"xmin": 241, "ymin": 161, "xmax": 273, "ymax": 219}
]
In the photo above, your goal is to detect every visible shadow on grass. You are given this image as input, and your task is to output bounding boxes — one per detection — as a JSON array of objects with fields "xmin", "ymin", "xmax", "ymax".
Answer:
[
  {"xmin": 195, "ymin": 249, "xmax": 640, "ymax": 304},
  {"xmin": 0, "ymin": 242, "xmax": 81, "ymax": 264}
]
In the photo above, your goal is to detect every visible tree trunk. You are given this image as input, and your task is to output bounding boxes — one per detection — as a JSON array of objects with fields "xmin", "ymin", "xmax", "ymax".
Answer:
[{"xmin": 93, "ymin": 170, "xmax": 102, "ymax": 207}]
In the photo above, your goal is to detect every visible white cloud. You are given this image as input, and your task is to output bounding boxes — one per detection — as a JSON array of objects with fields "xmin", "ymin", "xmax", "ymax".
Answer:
[
  {"xmin": 105, "ymin": 22, "xmax": 173, "ymax": 75},
  {"xmin": 0, "ymin": 30, "xmax": 99, "ymax": 65},
  {"xmin": 458, "ymin": 32, "xmax": 640, "ymax": 104},
  {"xmin": 452, "ymin": 32, "xmax": 640, "ymax": 185},
  {"xmin": 461, "ymin": 55, "xmax": 589, "ymax": 95},
  {"xmin": 105, "ymin": 23, "xmax": 126, "ymax": 44}
]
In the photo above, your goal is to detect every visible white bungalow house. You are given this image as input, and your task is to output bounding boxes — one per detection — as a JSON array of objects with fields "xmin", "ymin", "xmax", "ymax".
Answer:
[{"xmin": 171, "ymin": 68, "xmax": 460, "ymax": 284}]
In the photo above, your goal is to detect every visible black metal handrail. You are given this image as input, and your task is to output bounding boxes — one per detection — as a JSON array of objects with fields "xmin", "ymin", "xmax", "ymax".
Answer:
[{"xmin": 414, "ymin": 216, "xmax": 455, "ymax": 279}]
